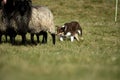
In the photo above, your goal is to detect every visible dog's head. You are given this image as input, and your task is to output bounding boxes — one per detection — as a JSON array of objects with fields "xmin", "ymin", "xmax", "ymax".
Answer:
[{"xmin": 56, "ymin": 26, "xmax": 65, "ymax": 36}]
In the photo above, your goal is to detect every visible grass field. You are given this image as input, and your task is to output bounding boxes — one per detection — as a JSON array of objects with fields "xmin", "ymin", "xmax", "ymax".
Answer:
[{"xmin": 0, "ymin": 0, "xmax": 120, "ymax": 80}]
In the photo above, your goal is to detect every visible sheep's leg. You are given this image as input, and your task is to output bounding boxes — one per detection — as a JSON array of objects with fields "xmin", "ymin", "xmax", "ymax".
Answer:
[
  {"xmin": 21, "ymin": 34, "xmax": 26, "ymax": 44},
  {"xmin": 12, "ymin": 37, "xmax": 15, "ymax": 45},
  {"xmin": 31, "ymin": 33, "xmax": 37, "ymax": 45},
  {"xmin": 42, "ymin": 31, "xmax": 47, "ymax": 44},
  {"xmin": 42, "ymin": 35, "xmax": 44, "ymax": 43},
  {"xmin": 36, "ymin": 34, "xmax": 40, "ymax": 43},
  {"xmin": 51, "ymin": 33, "xmax": 56, "ymax": 45},
  {"xmin": 6, "ymin": 27, "xmax": 17, "ymax": 44},
  {"xmin": 31, "ymin": 33, "xmax": 34, "ymax": 43},
  {"xmin": 10, "ymin": 36, "xmax": 12, "ymax": 44},
  {"xmin": 10, "ymin": 36, "xmax": 15, "ymax": 45}
]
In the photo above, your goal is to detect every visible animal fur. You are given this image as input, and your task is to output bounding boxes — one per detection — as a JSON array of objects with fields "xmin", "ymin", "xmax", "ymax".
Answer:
[
  {"xmin": 28, "ymin": 6, "xmax": 56, "ymax": 44},
  {"xmin": 13, "ymin": 0, "xmax": 32, "ymax": 44},
  {"xmin": 57, "ymin": 21, "xmax": 82, "ymax": 42},
  {"xmin": 0, "ymin": 9, "xmax": 7, "ymax": 43},
  {"xmin": 0, "ymin": 0, "xmax": 17, "ymax": 44},
  {"xmin": 0, "ymin": 0, "xmax": 32, "ymax": 44}
]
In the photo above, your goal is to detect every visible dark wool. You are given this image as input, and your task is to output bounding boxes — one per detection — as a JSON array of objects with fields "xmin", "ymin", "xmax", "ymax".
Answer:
[
  {"xmin": 0, "ymin": 0, "xmax": 17, "ymax": 44},
  {"xmin": 13, "ymin": 0, "xmax": 32, "ymax": 44},
  {"xmin": 0, "ymin": 0, "xmax": 32, "ymax": 44}
]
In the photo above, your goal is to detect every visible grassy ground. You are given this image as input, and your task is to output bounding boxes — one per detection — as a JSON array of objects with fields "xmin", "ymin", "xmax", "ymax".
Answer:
[{"xmin": 0, "ymin": 0, "xmax": 120, "ymax": 80}]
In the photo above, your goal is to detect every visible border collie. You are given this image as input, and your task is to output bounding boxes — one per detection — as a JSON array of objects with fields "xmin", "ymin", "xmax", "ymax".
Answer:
[{"xmin": 57, "ymin": 21, "xmax": 83, "ymax": 42}]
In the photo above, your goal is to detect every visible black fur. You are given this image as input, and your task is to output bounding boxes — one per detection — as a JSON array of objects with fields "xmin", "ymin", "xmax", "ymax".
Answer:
[
  {"xmin": 13, "ymin": 0, "xmax": 32, "ymax": 44},
  {"xmin": 36, "ymin": 31, "xmax": 48, "ymax": 44},
  {"xmin": 0, "ymin": 0, "xmax": 32, "ymax": 45},
  {"xmin": 31, "ymin": 31, "xmax": 48, "ymax": 45},
  {"xmin": 0, "ymin": 0, "xmax": 17, "ymax": 44}
]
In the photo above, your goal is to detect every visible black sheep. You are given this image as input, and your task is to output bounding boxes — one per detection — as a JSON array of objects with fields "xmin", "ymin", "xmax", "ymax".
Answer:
[
  {"xmin": 0, "ymin": 0, "xmax": 17, "ymax": 44},
  {"xmin": 13, "ymin": 0, "xmax": 32, "ymax": 44},
  {"xmin": 1, "ymin": 0, "xmax": 32, "ymax": 44}
]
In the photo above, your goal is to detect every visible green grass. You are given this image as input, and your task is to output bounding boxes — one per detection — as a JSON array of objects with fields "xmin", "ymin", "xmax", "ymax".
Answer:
[{"xmin": 0, "ymin": 0, "xmax": 120, "ymax": 80}]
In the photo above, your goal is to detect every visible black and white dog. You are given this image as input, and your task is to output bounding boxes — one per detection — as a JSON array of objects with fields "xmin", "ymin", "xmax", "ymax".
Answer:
[{"xmin": 57, "ymin": 21, "xmax": 83, "ymax": 42}]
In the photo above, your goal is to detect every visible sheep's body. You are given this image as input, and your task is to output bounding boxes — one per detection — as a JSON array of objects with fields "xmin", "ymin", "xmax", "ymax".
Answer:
[
  {"xmin": 29, "ymin": 6, "xmax": 55, "ymax": 34},
  {"xmin": 0, "ymin": 0, "xmax": 32, "ymax": 44},
  {"xmin": 0, "ymin": 9, "xmax": 17, "ymax": 44},
  {"xmin": 0, "ymin": 10, "xmax": 7, "ymax": 43},
  {"xmin": 28, "ymin": 6, "xmax": 56, "ymax": 44},
  {"xmin": 0, "ymin": 0, "xmax": 17, "ymax": 44},
  {"xmin": 13, "ymin": 0, "xmax": 32, "ymax": 44}
]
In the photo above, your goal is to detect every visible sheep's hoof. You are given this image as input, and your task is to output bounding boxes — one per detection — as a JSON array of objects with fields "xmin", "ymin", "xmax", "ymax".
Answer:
[{"xmin": 41, "ymin": 40, "xmax": 47, "ymax": 44}]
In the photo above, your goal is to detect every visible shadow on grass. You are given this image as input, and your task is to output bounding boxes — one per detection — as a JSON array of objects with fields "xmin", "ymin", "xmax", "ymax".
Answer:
[{"xmin": 0, "ymin": 39, "xmax": 45, "ymax": 46}]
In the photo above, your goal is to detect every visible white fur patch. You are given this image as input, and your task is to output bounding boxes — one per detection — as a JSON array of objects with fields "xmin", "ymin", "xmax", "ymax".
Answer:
[
  {"xmin": 62, "ymin": 25, "xmax": 65, "ymax": 27},
  {"xmin": 66, "ymin": 32, "xmax": 71, "ymax": 37},
  {"xmin": 70, "ymin": 36, "xmax": 74, "ymax": 42},
  {"xmin": 60, "ymin": 37, "xmax": 64, "ymax": 41},
  {"xmin": 78, "ymin": 30, "xmax": 81, "ymax": 35}
]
